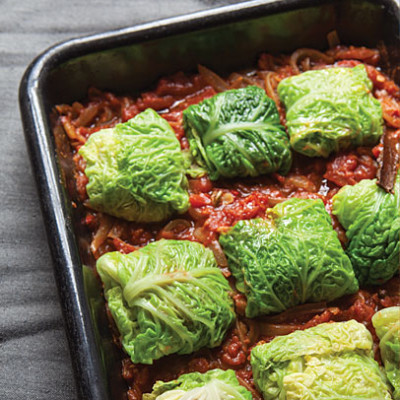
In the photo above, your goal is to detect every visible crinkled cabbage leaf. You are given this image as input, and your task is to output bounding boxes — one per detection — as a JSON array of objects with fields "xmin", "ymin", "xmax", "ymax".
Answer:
[
  {"xmin": 97, "ymin": 239, "xmax": 235, "ymax": 364},
  {"xmin": 251, "ymin": 320, "xmax": 392, "ymax": 400},
  {"xmin": 332, "ymin": 175, "xmax": 400, "ymax": 285},
  {"xmin": 219, "ymin": 198, "xmax": 358, "ymax": 317},
  {"xmin": 79, "ymin": 108, "xmax": 189, "ymax": 222},
  {"xmin": 183, "ymin": 86, "xmax": 292, "ymax": 180},
  {"xmin": 278, "ymin": 65, "xmax": 383, "ymax": 157},
  {"xmin": 372, "ymin": 307, "xmax": 400, "ymax": 399},
  {"xmin": 143, "ymin": 369, "xmax": 252, "ymax": 400}
]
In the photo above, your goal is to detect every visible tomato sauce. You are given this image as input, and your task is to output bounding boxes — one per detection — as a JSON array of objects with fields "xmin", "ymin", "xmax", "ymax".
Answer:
[{"xmin": 52, "ymin": 45, "xmax": 400, "ymax": 399}]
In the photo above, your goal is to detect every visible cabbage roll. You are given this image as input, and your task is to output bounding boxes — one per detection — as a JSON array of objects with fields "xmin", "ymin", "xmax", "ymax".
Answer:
[
  {"xmin": 372, "ymin": 307, "xmax": 400, "ymax": 399},
  {"xmin": 251, "ymin": 320, "xmax": 392, "ymax": 399},
  {"xmin": 143, "ymin": 369, "xmax": 252, "ymax": 400},
  {"xmin": 278, "ymin": 65, "xmax": 383, "ymax": 157},
  {"xmin": 79, "ymin": 109, "xmax": 189, "ymax": 222},
  {"xmin": 332, "ymin": 175, "xmax": 400, "ymax": 285},
  {"xmin": 97, "ymin": 239, "xmax": 235, "ymax": 364},
  {"xmin": 183, "ymin": 86, "xmax": 292, "ymax": 180},
  {"xmin": 219, "ymin": 198, "xmax": 358, "ymax": 318}
]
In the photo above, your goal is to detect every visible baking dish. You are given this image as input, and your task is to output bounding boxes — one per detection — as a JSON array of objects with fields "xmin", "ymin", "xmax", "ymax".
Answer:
[{"xmin": 19, "ymin": 0, "xmax": 400, "ymax": 399}]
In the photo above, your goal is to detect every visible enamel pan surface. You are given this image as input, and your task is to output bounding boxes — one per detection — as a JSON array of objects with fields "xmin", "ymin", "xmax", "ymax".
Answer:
[{"xmin": 19, "ymin": 0, "xmax": 400, "ymax": 399}]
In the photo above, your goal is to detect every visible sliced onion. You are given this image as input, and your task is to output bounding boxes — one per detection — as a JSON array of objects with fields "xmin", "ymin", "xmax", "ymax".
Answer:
[
  {"xmin": 60, "ymin": 116, "xmax": 86, "ymax": 144},
  {"xmin": 242, "ymin": 76, "xmax": 264, "ymax": 89},
  {"xmin": 107, "ymin": 223, "xmax": 125, "ymax": 240},
  {"xmin": 188, "ymin": 207, "xmax": 206, "ymax": 221},
  {"xmin": 193, "ymin": 226, "xmax": 208, "ymax": 243},
  {"xmin": 74, "ymin": 103, "xmax": 99, "ymax": 127},
  {"xmin": 327, "ymin": 30, "xmax": 340, "ymax": 48},
  {"xmin": 264, "ymin": 301, "xmax": 327, "ymax": 323},
  {"xmin": 236, "ymin": 320, "xmax": 249, "ymax": 352},
  {"xmin": 228, "ymin": 72, "xmax": 245, "ymax": 89},
  {"xmin": 90, "ymin": 214, "xmax": 113, "ymax": 255},
  {"xmin": 159, "ymin": 219, "xmax": 192, "ymax": 239},
  {"xmin": 301, "ymin": 57, "xmax": 311, "ymax": 71},
  {"xmin": 198, "ymin": 64, "xmax": 229, "ymax": 93},
  {"xmin": 258, "ymin": 322, "xmax": 299, "ymax": 337},
  {"xmin": 235, "ymin": 375, "xmax": 263, "ymax": 400},
  {"xmin": 290, "ymin": 48, "xmax": 334, "ymax": 73},
  {"xmin": 383, "ymin": 110, "xmax": 400, "ymax": 128},
  {"xmin": 263, "ymin": 72, "xmax": 279, "ymax": 104},
  {"xmin": 209, "ymin": 240, "xmax": 228, "ymax": 267},
  {"xmin": 267, "ymin": 197, "xmax": 287, "ymax": 206}
]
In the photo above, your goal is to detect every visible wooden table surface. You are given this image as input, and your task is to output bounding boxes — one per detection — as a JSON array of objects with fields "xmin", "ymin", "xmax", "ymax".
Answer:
[{"xmin": 0, "ymin": 1, "xmax": 243, "ymax": 398}]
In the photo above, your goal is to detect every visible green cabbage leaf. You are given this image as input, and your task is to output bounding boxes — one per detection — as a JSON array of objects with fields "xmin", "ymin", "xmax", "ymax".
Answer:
[
  {"xmin": 372, "ymin": 307, "xmax": 400, "ymax": 399},
  {"xmin": 143, "ymin": 369, "xmax": 252, "ymax": 400},
  {"xmin": 219, "ymin": 198, "xmax": 358, "ymax": 318},
  {"xmin": 97, "ymin": 239, "xmax": 235, "ymax": 364},
  {"xmin": 79, "ymin": 108, "xmax": 189, "ymax": 222},
  {"xmin": 183, "ymin": 86, "xmax": 292, "ymax": 180},
  {"xmin": 251, "ymin": 320, "xmax": 392, "ymax": 400},
  {"xmin": 332, "ymin": 175, "xmax": 400, "ymax": 285},
  {"xmin": 278, "ymin": 65, "xmax": 383, "ymax": 157}
]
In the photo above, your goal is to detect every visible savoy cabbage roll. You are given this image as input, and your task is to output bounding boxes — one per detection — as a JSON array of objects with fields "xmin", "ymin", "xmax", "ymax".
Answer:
[
  {"xmin": 97, "ymin": 239, "xmax": 235, "ymax": 364},
  {"xmin": 79, "ymin": 109, "xmax": 189, "ymax": 222},
  {"xmin": 183, "ymin": 86, "xmax": 292, "ymax": 180},
  {"xmin": 143, "ymin": 369, "xmax": 252, "ymax": 400},
  {"xmin": 219, "ymin": 198, "xmax": 358, "ymax": 318},
  {"xmin": 332, "ymin": 175, "xmax": 400, "ymax": 285},
  {"xmin": 278, "ymin": 65, "xmax": 383, "ymax": 157},
  {"xmin": 251, "ymin": 320, "xmax": 392, "ymax": 400},
  {"xmin": 372, "ymin": 307, "xmax": 400, "ymax": 399}
]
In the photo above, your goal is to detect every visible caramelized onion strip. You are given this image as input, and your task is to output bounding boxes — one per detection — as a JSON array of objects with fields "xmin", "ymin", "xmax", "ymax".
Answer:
[
  {"xmin": 290, "ymin": 48, "xmax": 334, "ymax": 73},
  {"xmin": 90, "ymin": 214, "xmax": 113, "ymax": 256},
  {"xmin": 198, "ymin": 64, "xmax": 229, "ymax": 93}
]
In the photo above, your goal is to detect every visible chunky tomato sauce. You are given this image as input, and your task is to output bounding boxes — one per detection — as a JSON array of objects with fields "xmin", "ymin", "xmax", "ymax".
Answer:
[{"xmin": 53, "ymin": 45, "xmax": 400, "ymax": 399}]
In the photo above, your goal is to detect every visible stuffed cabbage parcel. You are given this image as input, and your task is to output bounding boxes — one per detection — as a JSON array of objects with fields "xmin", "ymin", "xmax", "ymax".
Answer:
[
  {"xmin": 143, "ymin": 369, "xmax": 252, "ymax": 400},
  {"xmin": 332, "ymin": 175, "xmax": 400, "ymax": 285},
  {"xmin": 278, "ymin": 65, "xmax": 383, "ymax": 157},
  {"xmin": 219, "ymin": 198, "xmax": 358, "ymax": 318},
  {"xmin": 251, "ymin": 320, "xmax": 392, "ymax": 399},
  {"xmin": 79, "ymin": 108, "xmax": 189, "ymax": 222},
  {"xmin": 372, "ymin": 307, "xmax": 400, "ymax": 399},
  {"xmin": 183, "ymin": 86, "xmax": 292, "ymax": 180},
  {"xmin": 96, "ymin": 239, "xmax": 235, "ymax": 364}
]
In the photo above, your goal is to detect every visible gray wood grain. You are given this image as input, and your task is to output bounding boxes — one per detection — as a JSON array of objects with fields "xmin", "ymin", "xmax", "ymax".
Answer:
[{"xmin": 0, "ymin": 1, "xmax": 244, "ymax": 398}]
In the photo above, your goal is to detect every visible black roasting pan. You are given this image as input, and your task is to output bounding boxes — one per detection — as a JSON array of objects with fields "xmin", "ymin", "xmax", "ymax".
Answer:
[{"xmin": 19, "ymin": 0, "xmax": 400, "ymax": 399}]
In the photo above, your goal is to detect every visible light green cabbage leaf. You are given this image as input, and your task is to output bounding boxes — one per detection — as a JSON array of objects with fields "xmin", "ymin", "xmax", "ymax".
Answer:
[
  {"xmin": 278, "ymin": 65, "xmax": 383, "ymax": 157},
  {"xmin": 143, "ymin": 369, "xmax": 252, "ymax": 400},
  {"xmin": 183, "ymin": 86, "xmax": 292, "ymax": 180},
  {"xmin": 219, "ymin": 198, "xmax": 358, "ymax": 318},
  {"xmin": 79, "ymin": 108, "xmax": 189, "ymax": 222},
  {"xmin": 96, "ymin": 239, "xmax": 235, "ymax": 364},
  {"xmin": 332, "ymin": 175, "xmax": 400, "ymax": 285},
  {"xmin": 372, "ymin": 307, "xmax": 400, "ymax": 399},
  {"xmin": 251, "ymin": 320, "xmax": 392, "ymax": 400}
]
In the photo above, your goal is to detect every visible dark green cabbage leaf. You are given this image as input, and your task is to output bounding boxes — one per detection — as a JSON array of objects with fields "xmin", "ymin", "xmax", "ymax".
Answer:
[
  {"xmin": 183, "ymin": 86, "xmax": 292, "ymax": 180},
  {"xmin": 219, "ymin": 198, "xmax": 358, "ymax": 318},
  {"xmin": 278, "ymin": 65, "xmax": 383, "ymax": 157},
  {"xmin": 251, "ymin": 320, "xmax": 392, "ymax": 399},
  {"xmin": 332, "ymin": 175, "xmax": 400, "ymax": 285},
  {"xmin": 97, "ymin": 239, "xmax": 235, "ymax": 364},
  {"xmin": 372, "ymin": 307, "xmax": 400, "ymax": 399},
  {"xmin": 143, "ymin": 369, "xmax": 252, "ymax": 400},
  {"xmin": 79, "ymin": 109, "xmax": 189, "ymax": 222}
]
